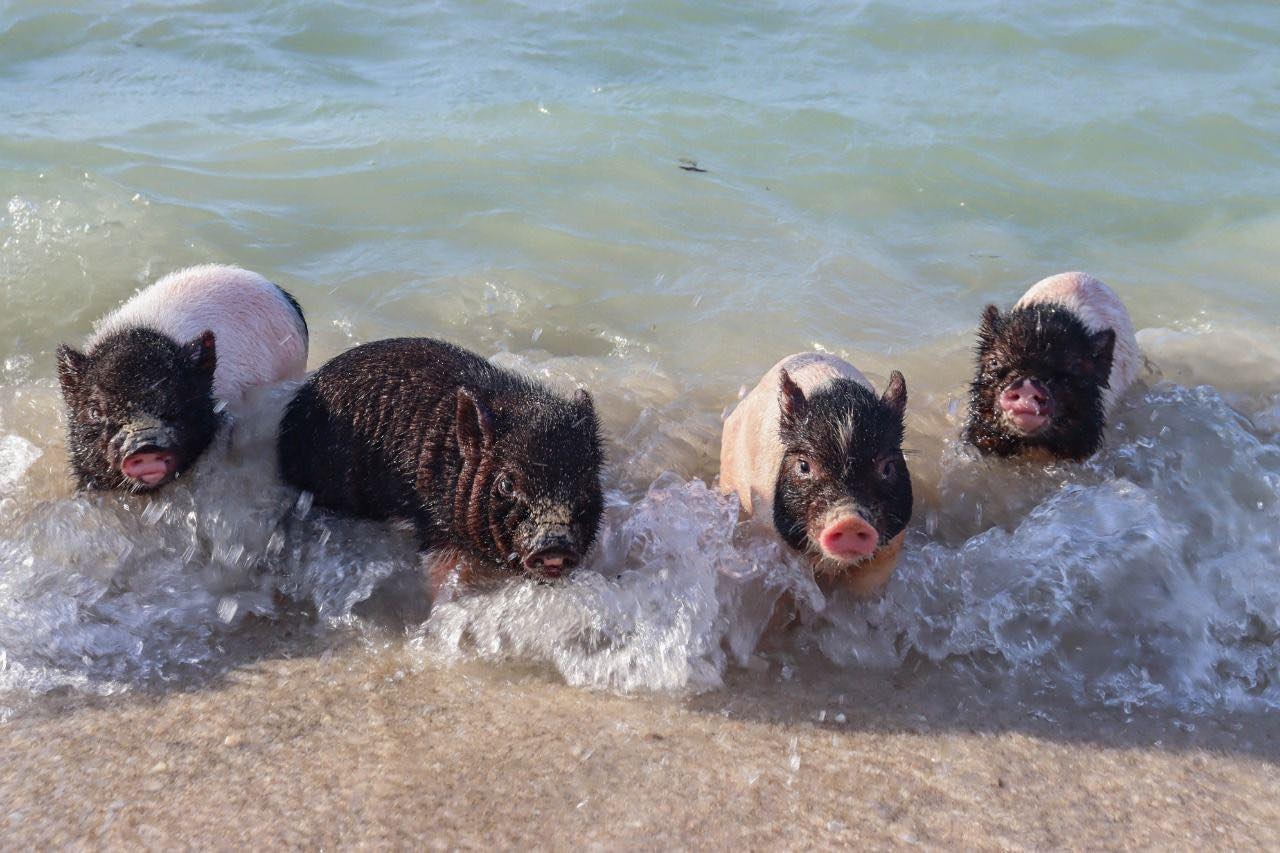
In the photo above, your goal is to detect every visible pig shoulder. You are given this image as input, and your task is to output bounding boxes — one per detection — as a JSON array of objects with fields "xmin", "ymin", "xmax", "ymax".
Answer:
[
  {"xmin": 1014, "ymin": 271, "xmax": 1139, "ymax": 412},
  {"xmin": 720, "ymin": 352, "xmax": 871, "ymax": 522},
  {"xmin": 89, "ymin": 264, "xmax": 309, "ymax": 410}
]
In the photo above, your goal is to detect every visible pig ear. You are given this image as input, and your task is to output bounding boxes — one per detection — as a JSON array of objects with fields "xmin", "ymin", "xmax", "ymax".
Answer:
[
  {"xmin": 978, "ymin": 305, "xmax": 1004, "ymax": 340},
  {"xmin": 1087, "ymin": 329, "xmax": 1116, "ymax": 376},
  {"xmin": 777, "ymin": 369, "xmax": 808, "ymax": 425},
  {"xmin": 455, "ymin": 388, "xmax": 494, "ymax": 455},
  {"xmin": 56, "ymin": 344, "xmax": 87, "ymax": 399},
  {"xmin": 881, "ymin": 370, "xmax": 908, "ymax": 418},
  {"xmin": 571, "ymin": 388, "xmax": 595, "ymax": 413},
  {"xmin": 183, "ymin": 330, "xmax": 217, "ymax": 377}
]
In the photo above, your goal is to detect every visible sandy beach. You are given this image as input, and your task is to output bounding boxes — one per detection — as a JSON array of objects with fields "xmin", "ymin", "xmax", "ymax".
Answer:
[{"xmin": 4, "ymin": 631, "xmax": 1278, "ymax": 849}]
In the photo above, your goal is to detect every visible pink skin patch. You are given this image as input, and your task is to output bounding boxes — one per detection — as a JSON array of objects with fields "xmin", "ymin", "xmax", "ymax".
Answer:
[
  {"xmin": 1000, "ymin": 378, "xmax": 1054, "ymax": 435},
  {"xmin": 818, "ymin": 514, "xmax": 879, "ymax": 563},
  {"xmin": 120, "ymin": 450, "xmax": 177, "ymax": 486}
]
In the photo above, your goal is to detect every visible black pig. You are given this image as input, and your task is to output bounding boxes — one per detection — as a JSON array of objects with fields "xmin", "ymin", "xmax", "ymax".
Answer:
[
  {"xmin": 966, "ymin": 272, "xmax": 1138, "ymax": 462},
  {"xmin": 56, "ymin": 264, "xmax": 310, "ymax": 492},
  {"xmin": 58, "ymin": 328, "xmax": 219, "ymax": 492},
  {"xmin": 277, "ymin": 338, "xmax": 605, "ymax": 589}
]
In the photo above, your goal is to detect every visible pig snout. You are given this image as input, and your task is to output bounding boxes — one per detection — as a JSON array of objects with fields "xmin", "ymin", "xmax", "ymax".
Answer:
[
  {"xmin": 521, "ymin": 524, "xmax": 582, "ymax": 579},
  {"xmin": 523, "ymin": 547, "xmax": 581, "ymax": 578},
  {"xmin": 999, "ymin": 378, "xmax": 1054, "ymax": 434},
  {"xmin": 111, "ymin": 419, "xmax": 180, "ymax": 487},
  {"xmin": 817, "ymin": 511, "xmax": 879, "ymax": 563}
]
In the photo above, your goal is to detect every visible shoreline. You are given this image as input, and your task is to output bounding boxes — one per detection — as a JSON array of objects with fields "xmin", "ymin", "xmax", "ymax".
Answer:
[{"xmin": 4, "ymin": 643, "xmax": 1277, "ymax": 848}]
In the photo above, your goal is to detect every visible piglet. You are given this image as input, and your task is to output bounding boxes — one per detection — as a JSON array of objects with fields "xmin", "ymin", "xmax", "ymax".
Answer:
[
  {"xmin": 57, "ymin": 264, "xmax": 309, "ymax": 492},
  {"xmin": 966, "ymin": 272, "xmax": 1139, "ymax": 461},
  {"xmin": 720, "ymin": 353, "xmax": 913, "ymax": 596},
  {"xmin": 277, "ymin": 337, "xmax": 605, "ymax": 593}
]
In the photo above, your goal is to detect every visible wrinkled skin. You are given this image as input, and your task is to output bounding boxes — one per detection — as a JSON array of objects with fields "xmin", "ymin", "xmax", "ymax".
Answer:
[
  {"xmin": 772, "ymin": 369, "xmax": 913, "ymax": 581},
  {"xmin": 57, "ymin": 328, "xmax": 220, "ymax": 492},
  {"xmin": 966, "ymin": 304, "xmax": 1116, "ymax": 461},
  {"xmin": 278, "ymin": 338, "xmax": 605, "ymax": 590}
]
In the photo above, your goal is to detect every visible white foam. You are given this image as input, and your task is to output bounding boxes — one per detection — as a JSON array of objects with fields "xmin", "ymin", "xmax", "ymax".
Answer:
[
  {"xmin": 1, "ymin": 343, "xmax": 1277, "ymax": 715},
  {"xmin": 0, "ymin": 435, "xmax": 41, "ymax": 493}
]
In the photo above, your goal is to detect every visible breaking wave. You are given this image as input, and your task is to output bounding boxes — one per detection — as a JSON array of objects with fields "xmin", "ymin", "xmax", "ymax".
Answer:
[{"xmin": 1, "ymin": 336, "xmax": 1277, "ymax": 715}]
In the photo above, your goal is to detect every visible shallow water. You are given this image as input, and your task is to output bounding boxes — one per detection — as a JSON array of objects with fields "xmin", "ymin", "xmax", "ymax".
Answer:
[{"xmin": 1, "ymin": 1, "xmax": 1278, "ymax": 719}]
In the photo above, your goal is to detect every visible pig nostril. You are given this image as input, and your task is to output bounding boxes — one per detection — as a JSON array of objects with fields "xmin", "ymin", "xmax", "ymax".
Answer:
[{"xmin": 524, "ymin": 550, "xmax": 580, "ymax": 572}]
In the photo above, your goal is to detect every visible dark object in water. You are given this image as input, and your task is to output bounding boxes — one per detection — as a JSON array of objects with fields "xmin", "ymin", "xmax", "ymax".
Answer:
[
  {"xmin": 965, "ymin": 272, "xmax": 1138, "ymax": 463},
  {"xmin": 678, "ymin": 158, "xmax": 708, "ymax": 173},
  {"xmin": 966, "ymin": 303, "xmax": 1116, "ymax": 461},
  {"xmin": 56, "ymin": 265, "xmax": 309, "ymax": 492},
  {"xmin": 278, "ymin": 338, "xmax": 605, "ymax": 590},
  {"xmin": 58, "ymin": 328, "xmax": 221, "ymax": 492}
]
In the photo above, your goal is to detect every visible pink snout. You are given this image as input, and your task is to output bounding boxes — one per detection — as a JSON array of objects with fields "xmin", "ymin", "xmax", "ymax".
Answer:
[
  {"xmin": 999, "ymin": 378, "xmax": 1054, "ymax": 434},
  {"xmin": 121, "ymin": 451, "xmax": 177, "ymax": 486},
  {"xmin": 818, "ymin": 515, "xmax": 879, "ymax": 562}
]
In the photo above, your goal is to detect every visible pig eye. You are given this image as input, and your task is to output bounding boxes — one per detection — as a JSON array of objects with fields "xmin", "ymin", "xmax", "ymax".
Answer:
[
  {"xmin": 877, "ymin": 457, "xmax": 901, "ymax": 482},
  {"xmin": 496, "ymin": 474, "xmax": 516, "ymax": 498},
  {"xmin": 795, "ymin": 458, "xmax": 812, "ymax": 477}
]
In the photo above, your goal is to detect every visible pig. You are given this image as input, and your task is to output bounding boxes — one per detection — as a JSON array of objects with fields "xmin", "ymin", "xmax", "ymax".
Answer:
[
  {"xmin": 56, "ymin": 264, "xmax": 309, "ymax": 492},
  {"xmin": 277, "ymin": 337, "xmax": 605, "ymax": 591},
  {"xmin": 965, "ymin": 272, "xmax": 1139, "ymax": 461},
  {"xmin": 720, "ymin": 353, "xmax": 913, "ymax": 596}
]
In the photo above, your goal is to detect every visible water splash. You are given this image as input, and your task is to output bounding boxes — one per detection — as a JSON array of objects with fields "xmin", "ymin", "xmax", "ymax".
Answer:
[
  {"xmin": 418, "ymin": 476, "xmax": 746, "ymax": 692},
  {"xmin": 815, "ymin": 382, "xmax": 1280, "ymax": 712},
  {"xmin": 1, "ymin": 364, "xmax": 1277, "ymax": 714}
]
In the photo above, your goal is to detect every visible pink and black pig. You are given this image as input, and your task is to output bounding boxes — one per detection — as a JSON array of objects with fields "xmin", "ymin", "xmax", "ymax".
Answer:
[
  {"xmin": 720, "ymin": 353, "xmax": 913, "ymax": 596},
  {"xmin": 277, "ymin": 337, "xmax": 605, "ymax": 594},
  {"xmin": 56, "ymin": 264, "xmax": 309, "ymax": 491},
  {"xmin": 966, "ymin": 272, "xmax": 1139, "ymax": 461}
]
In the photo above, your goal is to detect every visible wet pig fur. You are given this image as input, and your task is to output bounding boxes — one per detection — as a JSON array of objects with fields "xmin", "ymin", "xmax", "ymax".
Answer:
[
  {"xmin": 720, "ymin": 353, "xmax": 913, "ymax": 596},
  {"xmin": 966, "ymin": 272, "xmax": 1139, "ymax": 461},
  {"xmin": 57, "ymin": 265, "xmax": 309, "ymax": 492},
  {"xmin": 277, "ymin": 337, "xmax": 605, "ymax": 586}
]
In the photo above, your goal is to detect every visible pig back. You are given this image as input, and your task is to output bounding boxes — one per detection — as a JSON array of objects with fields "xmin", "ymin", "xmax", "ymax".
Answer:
[
  {"xmin": 278, "ymin": 338, "xmax": 489, "ymax": 523},
  {"xmin": 90, "ymin": 265, "xmax": 309, "ymax": 410},
  {"xmin": 719, "ymin": 352, "xmax": 872, "ymax": 525},
  {"xmin": 1014, "ymin": 272, "xmax": 1140, "ymax": 413}
]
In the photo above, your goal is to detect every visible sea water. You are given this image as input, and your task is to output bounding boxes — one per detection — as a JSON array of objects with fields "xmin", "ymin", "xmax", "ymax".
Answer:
[{"xmin": 1, "ymin": 0, "xmax": 1278, "ymax": 714}]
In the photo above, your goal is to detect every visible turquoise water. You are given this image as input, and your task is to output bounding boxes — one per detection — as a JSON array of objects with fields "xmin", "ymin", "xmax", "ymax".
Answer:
[{"xmin": 1, "ymin": 1, "xmax": 1278, "ymax": 711}]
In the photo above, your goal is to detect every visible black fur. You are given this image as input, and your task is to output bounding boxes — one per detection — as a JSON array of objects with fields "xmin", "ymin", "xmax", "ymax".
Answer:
[
  {"xmin": 772, "ymin": 371, "xmax": 912, "ymax": 559},
  {"xmin": 277, "ymin": 338, "xmax": 605, "ymax": 579},
  {"xmin": 57, "ymin": 327, "xmax": 220, "ymax": 492},
  {"xmin": 965, "ymin": 303, "xmax": 1116, "ymax": 461},
  {"xmin": 274, "ymin": 284, "xmax": 308, "ymax": 340}
]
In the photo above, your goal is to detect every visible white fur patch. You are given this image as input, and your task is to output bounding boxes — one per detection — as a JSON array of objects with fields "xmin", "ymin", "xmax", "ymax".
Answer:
[
  {"xmin": 1014, "ymin": 271, "xmax": 1140, "ymax": 414},
  {"xmin": 88, "ymin": 264, "xmax": 309, "ymax": 412}
]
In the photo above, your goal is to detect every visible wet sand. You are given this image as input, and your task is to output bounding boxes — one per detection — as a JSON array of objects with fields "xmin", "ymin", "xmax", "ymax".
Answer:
[{"xmin": 4, "ymin": 637, "xmax": 1278, "ymax": 849}]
